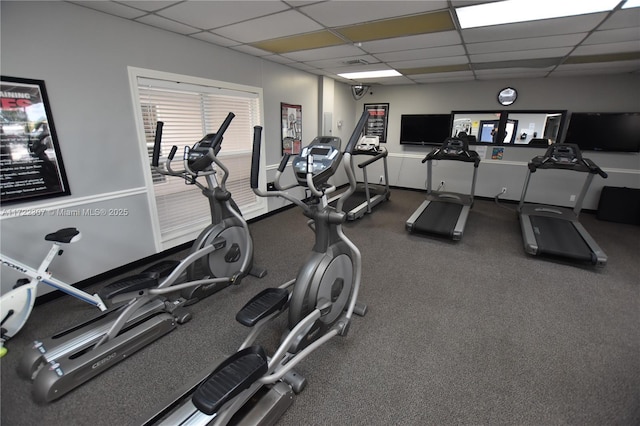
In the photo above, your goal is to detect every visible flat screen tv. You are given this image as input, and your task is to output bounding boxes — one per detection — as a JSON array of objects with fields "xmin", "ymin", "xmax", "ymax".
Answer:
[
  {"xmin": 400, "ymin": 114, "xmax": 451, "ymax": 146},
  {"xmin": 563, "ymin": 112, "xmax": 640, "ymax": 152}
]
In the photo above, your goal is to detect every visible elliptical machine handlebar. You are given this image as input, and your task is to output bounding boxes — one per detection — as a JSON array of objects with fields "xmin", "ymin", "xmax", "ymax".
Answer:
[
  {"xmin": 336, "ymin": 110, "xmax": 370, "ymax": 213},
  {"xmin": 187, "ymin": 112, "xmax": 235, "ymax": 173},
  {"xmin": 152, "ymin": 112, "xmax": 236, "ymax": 185},
  {"xmin": 152, "ymin": 121, "xmax": 164, "ymax": 167}
]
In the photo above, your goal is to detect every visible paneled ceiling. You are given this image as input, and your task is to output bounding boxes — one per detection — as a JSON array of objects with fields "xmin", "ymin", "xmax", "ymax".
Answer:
[{"xmin": 68, "ymin": 0, "xmax": 640, "ymax": 85}]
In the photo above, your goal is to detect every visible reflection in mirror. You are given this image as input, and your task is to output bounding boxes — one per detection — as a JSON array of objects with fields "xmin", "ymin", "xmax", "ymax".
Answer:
[
  {"xmin": 507, "ymin": 112, "xmax": 564, "ymax": 145},
  {"xmin": 451, "ymin": 110, "xmax": 566, "ymax": 147}
]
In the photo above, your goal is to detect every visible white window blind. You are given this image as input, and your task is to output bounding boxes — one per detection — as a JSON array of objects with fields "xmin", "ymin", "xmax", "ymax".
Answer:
[{"xmin": 136, "ymin": 77, "xmax": 261, "ymax": 246}]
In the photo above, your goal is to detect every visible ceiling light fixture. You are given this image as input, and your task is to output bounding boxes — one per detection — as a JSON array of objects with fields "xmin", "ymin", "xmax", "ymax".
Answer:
[
  {"xmin": 337, "ymin": 70, "xmax": 401, "ymax": 79},
  {"xmin": 455, "ymin": 0, "xmax": 621, "ymax": 29}
]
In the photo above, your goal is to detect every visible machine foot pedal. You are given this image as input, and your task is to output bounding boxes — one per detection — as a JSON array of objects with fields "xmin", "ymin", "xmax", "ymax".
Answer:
[
  {"xmin": 236, "ymin": 288, "xmax": 288, "ymax": 327},
  {"xmin": 141, "ymin": 260, "xmax": 181, "ymax": 278},
  {"xmin": 98, "ymin": 272, "xmax": 159, "ymax": 301},
  {"xmin": 192, "ymin": 346, "xmax": 268, "ymax": 415}
]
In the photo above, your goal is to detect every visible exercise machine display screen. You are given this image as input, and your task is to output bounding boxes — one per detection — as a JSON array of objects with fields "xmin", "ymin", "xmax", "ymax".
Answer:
[{"xmin": 292, "ymin": 136, "xmax": 342, "ymax": 187}]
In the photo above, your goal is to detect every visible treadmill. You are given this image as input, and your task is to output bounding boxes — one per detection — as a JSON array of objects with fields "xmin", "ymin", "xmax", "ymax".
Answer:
[
  {"xmin": 518, "ymin": 143, "xmax": 608, "ymax": 266},
  {"xmin": 406, "ymin": 137, "xmax": 480, "ymax": 240},
  {"xmin": 331, "ymin": 136, "xmax": 390, "ymax": 220}
]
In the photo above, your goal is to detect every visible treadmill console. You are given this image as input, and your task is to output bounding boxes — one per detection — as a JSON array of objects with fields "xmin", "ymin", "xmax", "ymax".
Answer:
[
  {"xmin": 442, "ymin": 138, "xmax": 466, "ymax": 156},
  {"xmin": 292, "ymin": 136, "xmax": 342, "ymax": 187},
  {"xmin": 548, "ymin": 144, "xmax": 579, "ymax": 164}
]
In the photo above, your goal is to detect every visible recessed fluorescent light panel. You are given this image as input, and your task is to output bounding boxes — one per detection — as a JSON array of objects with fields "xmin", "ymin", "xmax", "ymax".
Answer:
[
  {"xmin": 337, "ymin": 70, "xmax": 401, "ymax": 79},
  {"xmin": 622, "ymin": 0, "xmax": 640, "ymax": 8},
  {"xmin": 456, "ymin": 0, "xmax": 621, "ymax": 29}
]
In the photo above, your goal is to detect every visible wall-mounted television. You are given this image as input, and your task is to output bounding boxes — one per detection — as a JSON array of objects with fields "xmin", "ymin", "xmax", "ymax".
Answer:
[
  {"xmin": 563, "ymin": 112, "xmax": 640, "ymax": 152},
  {"xmin": 400, "ymin": 114, "xmax": 451, "ymax": 146}
]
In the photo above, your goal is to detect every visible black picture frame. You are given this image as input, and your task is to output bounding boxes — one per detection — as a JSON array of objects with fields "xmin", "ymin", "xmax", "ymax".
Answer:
[
  {"xmin": 1, "ymin": 76, "xmax": 71, "ymax": 204},
  {"xmin": 364, "ymin": 103, "xmax": 389, "ymax": 143}
]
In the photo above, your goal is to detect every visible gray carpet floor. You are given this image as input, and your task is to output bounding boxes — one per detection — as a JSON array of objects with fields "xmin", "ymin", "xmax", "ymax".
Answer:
[{"xmin": 1, "ymin": 188, "xmax": 639, "ymax": 425}]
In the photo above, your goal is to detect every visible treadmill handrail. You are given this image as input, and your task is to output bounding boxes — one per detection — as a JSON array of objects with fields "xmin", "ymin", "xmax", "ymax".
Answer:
[
  {"xmin": 423, "ymin": 138, "xmax": 480, "ymax": 166},
  {"xmin": 357, "ymin": 148, "xmax": 388, "ymax": 169},
  {"xmin": 529, "ymin": 143, "xmax": 606, "ymax": 175}
]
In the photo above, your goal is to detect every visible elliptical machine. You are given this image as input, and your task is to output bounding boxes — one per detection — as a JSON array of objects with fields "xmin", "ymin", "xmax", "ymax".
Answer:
[
  {"xmin": 17, "ymin": 113, "xmax": 264, "ymax": 403},
  {"xmin": 150, "ymin": 113, "xmax": 266, "ymax": 302},
  {"xmin": 140, "ymin": 111, "xmax": 370, "ymax": 426}
]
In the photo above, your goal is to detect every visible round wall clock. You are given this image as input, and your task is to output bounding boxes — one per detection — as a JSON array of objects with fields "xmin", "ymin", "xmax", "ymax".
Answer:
[{"xmin": 497, "ymin": 87, "xmax": 518, "ymax": 106}]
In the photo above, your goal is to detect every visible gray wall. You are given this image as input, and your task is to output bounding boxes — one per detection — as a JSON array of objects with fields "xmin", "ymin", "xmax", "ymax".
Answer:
[
  {"xmin": 354, "ymin": 78, "xmax": 640, "ymax": 208},
  {"xmin": 0, "ymin": 1, "xmax": 319, "ymax": 293}
]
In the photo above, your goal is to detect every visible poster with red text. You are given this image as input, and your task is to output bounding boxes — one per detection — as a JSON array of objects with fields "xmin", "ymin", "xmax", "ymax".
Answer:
[{"xmin": 1, "ymin": 76, "xmax": 70, "ymax": 204}]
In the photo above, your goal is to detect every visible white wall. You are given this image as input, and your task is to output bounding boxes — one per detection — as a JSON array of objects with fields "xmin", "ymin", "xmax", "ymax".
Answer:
[
  {"xmin": 0, "ymin": 1, "xmax": 319, "ymax": 293},
  {"xmin": 354, "ymin": 77, "xmax": 640, "ymax": 208}
]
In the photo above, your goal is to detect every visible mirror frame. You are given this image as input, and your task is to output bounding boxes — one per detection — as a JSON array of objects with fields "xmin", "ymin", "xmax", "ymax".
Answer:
[{"xmin": 451, "ymin": 110, "xmax": 568, "ymax": 147}]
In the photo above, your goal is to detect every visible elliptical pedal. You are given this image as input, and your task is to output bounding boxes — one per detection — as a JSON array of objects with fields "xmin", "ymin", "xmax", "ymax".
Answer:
[
  {"xmin": 192, "ymin": 346, "xmax": 268, "ymax": 415},
  {"xmin": 236, "ymin": 288, "xmax": 289, "ymax": 327},
  {"xmin": 98, "ymin": 272, "xmax": 160, "ymax": 301},
  {"xmin": 141, "ymin": 260, "xmax": 181, "ymax": 277}
]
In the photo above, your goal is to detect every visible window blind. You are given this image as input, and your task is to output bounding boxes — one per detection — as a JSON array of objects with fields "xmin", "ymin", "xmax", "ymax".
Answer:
[{"xmin": 136, "ymin": 78, "xmax": 261, "ymax": 245}]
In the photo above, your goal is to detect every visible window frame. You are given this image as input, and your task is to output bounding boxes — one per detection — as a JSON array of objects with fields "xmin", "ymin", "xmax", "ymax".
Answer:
[{"xmin": 128, "ymin": 67, "xmax": 267, "ymax": 251}]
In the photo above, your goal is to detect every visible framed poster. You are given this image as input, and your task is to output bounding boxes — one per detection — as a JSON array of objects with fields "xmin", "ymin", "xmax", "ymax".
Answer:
[
  {"xmin": 281, "ymin": 102, "xmax": 302, "ymax": 155},
  {"xmin": 1, "ymin": 76, "xmax": 71, "ymax": 204},
  {"xmin": 364, "ymin": 103, "xmax": 389, "ymax": 143}
]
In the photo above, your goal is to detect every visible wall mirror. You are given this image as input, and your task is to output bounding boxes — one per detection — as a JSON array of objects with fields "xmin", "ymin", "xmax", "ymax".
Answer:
[{"xmin": 451, "ymin": 110, "xmax": 567, "ymax": 147}]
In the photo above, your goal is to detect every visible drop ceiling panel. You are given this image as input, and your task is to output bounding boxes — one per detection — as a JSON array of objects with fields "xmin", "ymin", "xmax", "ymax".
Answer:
[
  {"xmin": 389, "ymin": 56, "xmax": 471, "ymax": 70},
  {"xmin": 336, "ymin": 10, "xmax": 455, "ymax": 43},
  {"xmin": 63, "ymin": 1, "xmax": 640, "ymax": 83},
  {"xmin": 157, "ymin": 1, "xmax": 289, "ymax": 30},
  {"xmin": 190, "ymin": 32, "xmax": 240, "ymax": 47},
  {"xmin": 475, "ymin": 69, "xmax": 552, "ymax": 79},
  {"xmin": 470, "ymin": 47, "xmax": 573, "ymax": 63},
  {"xmin": 556, "ymin": 60, "xmax": 640, "ymax": 72},
  {"xmin": 214, "ymin": 10, "xmax": 324, "ymax": 43},
  {"xmin": 136, "ymin": 14, "xmax": 199, "ymax": 35},
  {"xmin": 598, "ymin": 8, "xmax": 640, "ymax": 30},
  {"xmin": 299, "ymin": 0, "xmax": 448, "ymax": 27},
  {"xmin": 231, "ymin": 45, "xmax": 274, "ymax": 57},
  {"xmin": 262, "ymin": 55, "xmax": 297, "ymax": 65},
  {"xmin": 120, "ymin": 1, "xmax": 181, "ymax": 12},
  {"xmin": 572, "ymin": 40, "xmax": 640, "ymax": 56},
  {"xmin": 462, "ymin": 13, "xmax": 608, "ymax": 43},
  {"xmin": 552, "ymin": 61, "xmax": 640, "ymax": 77},
  {"xmin": 251, "ymin": 31, "xmax": 345, "ymax": 54},
  {"xmin": 69, "ymin": 1, "xmax": 147, "ymax": 19},
  {"xmin": 466, "ymin": 33, "xmax": 587, "ymax": 55},
  {"xmin": 411, "ymin": 71, "xmax": 475, "ymax": 83},
  {"xmin": 373, "ymin": 76, "xmax": 416, "ymax": 85},
  {"xmin": 281, "ymin": 44, "xmax": 365, "ymax": 62},
  {"xmin": 583, "ymin": 27, "xmax": 640, "ymax": 45},
  {"xmin": 305, "ymin": 56, "xmax": 381, "ymax": 69},
  {"xmin": 375, "ymin": 45, "xmax": 466, "ymax": 62},
  {"xmin": 360, "ymin": 31, "xmax": 461, "ymax": 53}
]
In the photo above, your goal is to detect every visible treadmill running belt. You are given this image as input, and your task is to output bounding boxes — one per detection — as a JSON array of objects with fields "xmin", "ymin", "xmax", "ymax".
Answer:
[
  {"xmin": 413, "ymin": 202, "xmax": 463, "ymax": 237},
  {"xmin": 529, "ymin": 215, "xmax": 596, "ymax": 263},
  {"xmin": 332, "ymin": 192, "xmax": 367, "ymax": 213}
]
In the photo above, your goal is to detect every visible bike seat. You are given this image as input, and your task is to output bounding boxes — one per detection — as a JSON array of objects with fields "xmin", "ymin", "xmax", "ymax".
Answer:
[
  {"xmin": 45, "ymin": 228, "xmax": 81, "ymax": 244},
  {"xmin": 98, "ymin": 272, "xmax": 160, "ymax": 301}
]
